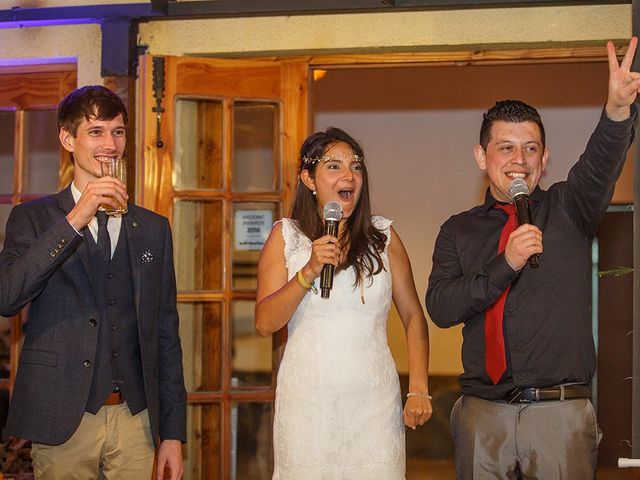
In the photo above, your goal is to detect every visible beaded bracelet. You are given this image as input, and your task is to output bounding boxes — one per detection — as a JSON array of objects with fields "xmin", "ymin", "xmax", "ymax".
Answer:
[
  {"xmin": 296, "ymin": 269, "xmax": 317, "ymax": 294},
  {"xmin": 407, "ymin": 392, "xmax": 433, "ymax": 400}
]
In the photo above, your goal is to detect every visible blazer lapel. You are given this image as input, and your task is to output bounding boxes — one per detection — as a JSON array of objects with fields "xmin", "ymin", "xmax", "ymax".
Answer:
[
  {"xmin": 56, "ymin": 185, "xmax": 75, "ymax": 214},
  {"xmin": 56, "ymin": 186, "xmax": 95, "ymax": 290}
]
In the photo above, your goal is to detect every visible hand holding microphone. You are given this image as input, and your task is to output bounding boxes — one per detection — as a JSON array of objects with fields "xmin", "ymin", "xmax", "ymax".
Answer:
[
  {"xmin": 320, "ymin": 201, "xmax": 343, "ymax": 298},
  {"xmin": 508, "ymin": 178, "xmax": 540, "ymax": 269}
]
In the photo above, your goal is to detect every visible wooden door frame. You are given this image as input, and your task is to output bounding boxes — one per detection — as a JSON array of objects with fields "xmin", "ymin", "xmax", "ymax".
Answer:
[{"xmin": 242, "ymin": 44, "xmax": 619, "ymax": 67}]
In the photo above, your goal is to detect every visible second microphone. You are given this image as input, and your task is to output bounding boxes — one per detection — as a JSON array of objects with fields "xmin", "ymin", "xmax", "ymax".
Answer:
[{"xmin": 508, "ymin": 178, "xmax": 539, "ymax": 269}]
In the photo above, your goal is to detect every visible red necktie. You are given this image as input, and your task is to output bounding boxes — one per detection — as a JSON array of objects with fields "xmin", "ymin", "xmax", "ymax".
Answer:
[{"xmin": 485, "ymin": 203, "xmax": 517, "ymax": 384}]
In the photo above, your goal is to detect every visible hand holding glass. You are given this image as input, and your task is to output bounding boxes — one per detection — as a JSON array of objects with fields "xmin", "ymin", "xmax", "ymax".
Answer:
[{"xmin": 100, "ymin": 158, "xmax": 128, "ymax": 215}]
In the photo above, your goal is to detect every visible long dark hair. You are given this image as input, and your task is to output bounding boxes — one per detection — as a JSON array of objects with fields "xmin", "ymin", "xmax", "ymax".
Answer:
[{"xmin": 290, "ymin": 127, "xmax": 387, "ymax": 287}]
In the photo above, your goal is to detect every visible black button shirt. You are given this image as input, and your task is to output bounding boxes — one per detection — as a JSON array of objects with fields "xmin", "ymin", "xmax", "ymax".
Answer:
[{"xmin": 426, "ymin": 107, "xmax": 637, "ymax": 400}]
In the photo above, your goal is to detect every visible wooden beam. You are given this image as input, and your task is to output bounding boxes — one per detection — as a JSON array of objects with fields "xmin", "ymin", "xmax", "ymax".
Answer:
[{"xmin": 101, "ymin": 19, "xmax": 138, "ymax": 77}]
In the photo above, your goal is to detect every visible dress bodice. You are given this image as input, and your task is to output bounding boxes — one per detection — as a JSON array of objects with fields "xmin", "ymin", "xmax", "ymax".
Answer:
[{"xmin": 280, "ymin": 216, "xmax": 394, "ymax": 354}]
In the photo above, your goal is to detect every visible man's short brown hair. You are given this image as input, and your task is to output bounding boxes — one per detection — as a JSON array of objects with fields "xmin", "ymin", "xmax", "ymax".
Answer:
[{"xmin": 57, "ymin": 85, "xmax": 128, "ymax": 136}]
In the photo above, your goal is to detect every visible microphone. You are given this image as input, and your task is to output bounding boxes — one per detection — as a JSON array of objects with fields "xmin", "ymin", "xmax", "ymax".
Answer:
[
  {"xmin": 508, "ymin": 178, "xmax": 539, "ymax": 269},
  {"xmin": 320, "ymin": 201, "xmax": 343, "ymax": 298}
]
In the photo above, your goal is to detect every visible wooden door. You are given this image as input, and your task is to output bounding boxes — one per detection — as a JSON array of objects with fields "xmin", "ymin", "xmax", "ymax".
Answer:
[{"xmin": 137, "ymin": 55, "xmax": 308, "ymax": 479}]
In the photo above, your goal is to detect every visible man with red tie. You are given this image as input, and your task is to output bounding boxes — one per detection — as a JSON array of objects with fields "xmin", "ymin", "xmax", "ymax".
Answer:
[{"xmin": 426, "ymin": 37, "xmax": 639, "ymax": 479}]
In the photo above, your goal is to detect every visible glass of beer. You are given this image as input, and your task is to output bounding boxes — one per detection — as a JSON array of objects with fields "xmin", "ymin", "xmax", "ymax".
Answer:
[{"xmin": 100, "ymin": 157, "xmax": 128, "ymax": 215}]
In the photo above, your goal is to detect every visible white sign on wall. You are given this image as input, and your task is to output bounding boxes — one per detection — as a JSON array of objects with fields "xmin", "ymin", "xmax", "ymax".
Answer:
[{"xmin": 234, "ymin": 210, "xmax": 273, "ymax": 251}]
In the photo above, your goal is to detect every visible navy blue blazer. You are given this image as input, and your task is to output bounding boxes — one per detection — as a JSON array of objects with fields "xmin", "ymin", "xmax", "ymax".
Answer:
[{"xmin": 0, "ymin": 186, "xmax": 186, "ymax": 446}]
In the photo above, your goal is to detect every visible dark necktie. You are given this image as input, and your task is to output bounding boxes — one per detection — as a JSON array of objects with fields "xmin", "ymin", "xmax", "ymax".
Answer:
[
  {"xmin": 485, "ymin": 203, "xmax": 517, "ymax": 385},
  {"xmin": 96, "ymin": 211, "xmax": 111, "ymax": 263}
]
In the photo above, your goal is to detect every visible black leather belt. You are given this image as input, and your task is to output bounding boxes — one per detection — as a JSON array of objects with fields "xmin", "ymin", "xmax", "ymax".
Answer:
[{"xmin": 503, "ymin": 384, "xmax": 591, "ymax": 403}]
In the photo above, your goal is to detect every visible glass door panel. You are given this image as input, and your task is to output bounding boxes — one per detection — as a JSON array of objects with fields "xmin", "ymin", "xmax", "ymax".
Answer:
[
  {"xmin": 231, "ymin": 202, "xmax": 278, "ymax": 290},
  {"xmin": 232, "ymin": 102, "xmax": 279, "ymax": 192},
  {"xmin": 231, "ymin": 300, "xmax": 271, "ymax": 388},
  {"xmin": 0, "ymin": 111, "xmax": 15, "ymax": 194},
  {"xmin": 179, "ymin": 301, "xmax": 223, "ymax": 392},
  {"xmin": 232, "ymin": 401, "xmax": 273, "ymax": 479},
  {"xmin": 173, "ymin": 199, "xmax": 223, "ymax": 292},
  {"xmin": 23, "ymin": 109, "xmax": 60, "ymax": 194},
  {"xmin": 185, "ymin": 403, "xmax": 223, "ymax": 480},
  {"xmin": 174, "ymin": 99, "xmax": 223, "ymax": 191}
]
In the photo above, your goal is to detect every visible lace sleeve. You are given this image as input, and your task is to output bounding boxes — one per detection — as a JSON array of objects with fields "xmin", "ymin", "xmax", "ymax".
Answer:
[
  {"xmin": 280, "ymin": 218, "xmax": 312, "ymax": 270},
  {"xmin": 372, "ymin": 215, "xmax": 393, "ymax": 248}
]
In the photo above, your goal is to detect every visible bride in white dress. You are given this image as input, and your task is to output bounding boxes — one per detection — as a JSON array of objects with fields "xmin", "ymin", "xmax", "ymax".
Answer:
[{"xmin": 256, "ymin": 128, "xmax": 432, "ymax": 479}]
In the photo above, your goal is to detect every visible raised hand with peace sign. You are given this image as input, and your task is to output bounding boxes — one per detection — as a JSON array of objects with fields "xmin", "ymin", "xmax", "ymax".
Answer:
[{"xmin": 606, "ymin": 37, "xmax": 640, "ymax": 121}]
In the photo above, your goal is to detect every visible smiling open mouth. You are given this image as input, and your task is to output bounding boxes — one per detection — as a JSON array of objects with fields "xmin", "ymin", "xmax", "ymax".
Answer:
[
  {"xmin": 338, "ymin": 189, "xmax": 353, "ymax": 200},
  {"xmin": 506, "ymin": 172, "xmax": 527, "ymax": 179}
]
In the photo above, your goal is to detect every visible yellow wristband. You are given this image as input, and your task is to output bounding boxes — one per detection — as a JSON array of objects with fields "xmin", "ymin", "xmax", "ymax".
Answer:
[{"xmin": 296, "ymin": 269, "xmax": 317, "ymax": 294}]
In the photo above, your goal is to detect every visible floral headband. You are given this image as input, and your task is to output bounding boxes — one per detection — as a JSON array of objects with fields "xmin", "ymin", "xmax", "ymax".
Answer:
[{"xmin": 301, "ymin": 153, "xmax": 364, "ymax": 167}]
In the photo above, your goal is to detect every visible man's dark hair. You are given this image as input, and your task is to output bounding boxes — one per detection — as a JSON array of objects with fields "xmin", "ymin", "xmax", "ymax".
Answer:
[
  {"xmin": 479, "ymin": 100, "xmax": 545, "ymax": 150},
  {"xmin": 57, "ymin": 85, "xmax": 128, "ymax": 136}
]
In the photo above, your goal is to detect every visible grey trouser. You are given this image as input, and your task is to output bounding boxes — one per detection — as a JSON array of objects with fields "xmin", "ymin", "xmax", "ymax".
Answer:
[{"xmin": 450, "ymin": 394, "xmax": 600, "ymax": 480}]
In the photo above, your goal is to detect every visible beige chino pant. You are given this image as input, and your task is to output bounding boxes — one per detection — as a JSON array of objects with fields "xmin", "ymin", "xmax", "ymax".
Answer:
[
  {"xmin": 31, "ymin": 403, "xmax": 155, "ymax": 480},
  {"xmin": 451, "ymin": 394, "xmax": 600, "ymax": 480}
]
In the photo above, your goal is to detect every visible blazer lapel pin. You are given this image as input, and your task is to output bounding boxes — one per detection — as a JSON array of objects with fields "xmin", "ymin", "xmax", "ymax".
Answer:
[{"xmin": 141, "ymin": 250, "xmax": 154, "ymax": 263}]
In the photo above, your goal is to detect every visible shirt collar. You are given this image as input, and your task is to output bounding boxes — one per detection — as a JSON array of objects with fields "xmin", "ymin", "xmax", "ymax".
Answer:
[
  {"xmin": 70, "ymin": 181, "xmax": 82, "ymax": 205},
  {"xmin": 481, "ymin": 185, "xmax": 545, "ymax": 213}
]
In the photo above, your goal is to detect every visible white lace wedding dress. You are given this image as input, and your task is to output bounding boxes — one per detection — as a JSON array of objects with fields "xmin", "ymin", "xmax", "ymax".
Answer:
[{"xmin": 272, "ymin": 216, "xmax": 405, "ymax": 480}]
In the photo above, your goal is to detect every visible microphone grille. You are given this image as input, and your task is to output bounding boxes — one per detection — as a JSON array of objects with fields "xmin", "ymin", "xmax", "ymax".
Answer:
[
  {"xmin": 508, "ymin": 178, "xmax": 530, "ymax": 198},
  {"xmin": 323, "ymin": 201, "xmax": 343, "ymax": 222}
]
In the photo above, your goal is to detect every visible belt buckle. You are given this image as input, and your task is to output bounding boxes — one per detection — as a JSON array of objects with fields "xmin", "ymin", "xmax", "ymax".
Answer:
[
  {"xmin": 506, "ymin": 389, "xmax": 524, "ymax": 404},
  {"xmin": 506, "ymin": 388, "xmax": 536, "ymax": 403}
]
